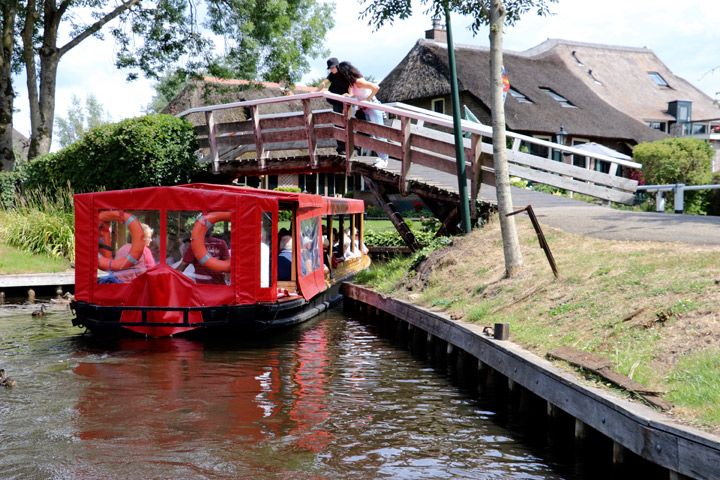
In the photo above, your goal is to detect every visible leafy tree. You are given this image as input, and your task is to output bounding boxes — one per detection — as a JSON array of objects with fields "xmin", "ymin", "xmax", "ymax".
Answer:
[
  {"xmin": 361, "ymin": 0, "xmax": 556, "ymax": 277},
  {"xmin": 55, "ymin": 95, "xmax": 111, "ymax": 148},
  {"xmin": 633, "ymin": 137, "xmax": 713, "ymax": 214},
  {"xmin": 0, "ymin": 0, "xmax": 334, "ymax": 166}
]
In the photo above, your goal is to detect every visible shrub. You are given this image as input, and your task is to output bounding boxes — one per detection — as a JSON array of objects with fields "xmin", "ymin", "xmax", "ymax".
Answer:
[
  {"xmin": 19, "ymin": 114, "xmax": 201, "ymax": 194},
  {"xmin": 706, "ymin": 172, "xmax": 720, "ymax": 216},
  {"xmin": 633, "ymin": 138, "xmax": 713, "ymax": 213},
  {"xmin": 0, "ymin": 171, "xmax": 20, "ymax": 209}
]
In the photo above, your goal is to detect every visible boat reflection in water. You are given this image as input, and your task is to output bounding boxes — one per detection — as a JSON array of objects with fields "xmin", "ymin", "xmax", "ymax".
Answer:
[{"xmin": 71, "ymin": 319, "xmax": 332, "ymax": 477}]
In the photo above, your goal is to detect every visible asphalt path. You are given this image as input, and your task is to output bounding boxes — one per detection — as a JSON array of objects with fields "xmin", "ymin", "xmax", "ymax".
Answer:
[{"xmin": 355, "ymin": 156, "xmax": 720, "ymax": 246}]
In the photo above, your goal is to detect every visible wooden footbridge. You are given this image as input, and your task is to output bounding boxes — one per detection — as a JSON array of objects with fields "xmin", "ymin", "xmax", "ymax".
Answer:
[{"xmin": 178, "ymin": 92, "xmax": 641, "ymax": 242}]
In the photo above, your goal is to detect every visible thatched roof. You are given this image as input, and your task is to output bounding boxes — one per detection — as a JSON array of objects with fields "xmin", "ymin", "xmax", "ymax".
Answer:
[
  {"xmin": 164, "ymin": 77, "xmax": 324, "ymax": 126},
  {"xmin": 12, "ymin": 129, "xmax": 29, "ymax": 160},
  {"xmin": 526, "ymin": 39, "xmax": 720, "ymax": 123},
  {"xmin": 378, "ymin": 39, "xmax": 667, "ymax": 144}
]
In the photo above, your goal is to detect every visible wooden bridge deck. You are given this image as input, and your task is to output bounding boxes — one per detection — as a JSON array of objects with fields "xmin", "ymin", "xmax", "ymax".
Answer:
[{"xmin": 178, "ymin": 92, "xmax": 643, "ymax": 227}]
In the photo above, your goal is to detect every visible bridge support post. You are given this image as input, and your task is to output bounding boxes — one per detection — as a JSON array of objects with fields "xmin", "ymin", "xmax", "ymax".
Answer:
[{"xmin": 365, "ymin": 178, "xmax": 421, "ymax": 251}]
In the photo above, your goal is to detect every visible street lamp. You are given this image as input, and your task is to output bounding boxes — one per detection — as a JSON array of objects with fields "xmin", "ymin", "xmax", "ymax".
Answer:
[{"xmin": 554, "ymin": 125, "xmax": 567, "ymax": 161}]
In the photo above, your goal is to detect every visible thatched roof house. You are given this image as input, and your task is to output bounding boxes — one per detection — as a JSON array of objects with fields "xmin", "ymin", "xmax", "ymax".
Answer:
[
  {"xmin": 526, "ymin": 39, "xmax": 720, "ymax": 128},
  {"xmin": 163, "ymin": 77, "xmax": 323, "ymax": 126},
  {"xmin": 380, "ymin": 27, "xmax": 720, "ymax": 161},
  {"xmin": 2, "ymin": 128, "xmax": 29, "ymax": 170}
]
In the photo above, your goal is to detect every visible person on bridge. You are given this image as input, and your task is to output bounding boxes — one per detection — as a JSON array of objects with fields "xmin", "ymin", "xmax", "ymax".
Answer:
[
  {"xmin": 337, "ymin": 61, "xmax": 389, "ymax": 168},
  {"xmin": 317, "ymin": 57, "xmax": 351, "ymax": 155}
]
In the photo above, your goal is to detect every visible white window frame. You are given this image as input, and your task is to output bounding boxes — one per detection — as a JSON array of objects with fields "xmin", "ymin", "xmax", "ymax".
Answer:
[{"xmin": 431, "ymin": 98, "xmax": 445, "ymax": 114}]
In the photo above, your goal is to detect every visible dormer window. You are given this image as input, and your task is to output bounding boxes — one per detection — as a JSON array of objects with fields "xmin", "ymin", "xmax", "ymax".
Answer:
[
  {"xmin": 539, "ymin": 87, "xmax": 576, "ymax": 108},
  {"xmin": 648, "ymin": 72, "xmax": 669, "ymax": 87},
  {"xmin": 431, "ymin": 98, "xmax": 445, "ymax": 114},
  {"xmin": 509, "ymin": 88, "xmax": 533, "ymax": 104}
]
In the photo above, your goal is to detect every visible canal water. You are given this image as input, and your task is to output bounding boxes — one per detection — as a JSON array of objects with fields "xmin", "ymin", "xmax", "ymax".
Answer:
[{"xmin": 0, "ymin": 303, "xmax": 575, "ymax": 479}]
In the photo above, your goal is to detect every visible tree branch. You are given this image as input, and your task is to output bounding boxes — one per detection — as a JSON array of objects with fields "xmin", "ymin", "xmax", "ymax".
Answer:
[{"xmin": 58, "ymin": 0, "xmax": 142, "ymax": 57}]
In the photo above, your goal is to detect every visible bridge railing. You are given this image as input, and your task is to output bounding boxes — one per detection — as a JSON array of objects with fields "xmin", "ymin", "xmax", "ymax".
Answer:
[{"xmin": 177, "ymin": 92, "xmax": 642, "ymax": 205}]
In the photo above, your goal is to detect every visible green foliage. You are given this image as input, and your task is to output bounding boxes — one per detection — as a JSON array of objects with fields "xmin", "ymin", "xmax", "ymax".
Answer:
[
  {"xmin": 0, "ymin": 188, "xmax": 75, "ymax": 261},
  {"xmin": 147, "ymin": 69, "xmax": 196, "ymax": 113},
  {"xmin": 667, "ymin": 349, "xmax": 720, "ymax": 425},
  {"xmin": 633, "ymin": 138, "xmax": 713, "ymax": 213},
  {"xmin": 0, "ymin": 171, "xmax": 20, "ymax": 209},
  {"xmin": 55, "ymin": 95, "xmax": 111, "ymax": 148},
  {"xmin": 409, "ymin": 236, "xmax": 453, "ymax": 270},
  {"xmin": 20, "ymin": 114, "xmax": 202, "ymax": 194},
  {"xmin": 361, "ymin": 0, "xmax": 557, "ymax": 32},
  {"xmin": 274, "ymin": 186, "xmax": 302, "ymax": 193}
]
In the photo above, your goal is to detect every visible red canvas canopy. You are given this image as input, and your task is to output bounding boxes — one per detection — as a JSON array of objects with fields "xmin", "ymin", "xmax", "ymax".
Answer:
[{"xmin": 74, "ymin": 184, "xmax": 364, "ymax": 336}]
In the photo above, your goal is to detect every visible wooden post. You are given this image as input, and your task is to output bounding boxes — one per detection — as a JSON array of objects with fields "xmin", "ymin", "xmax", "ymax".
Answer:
[
  {"xmin": 205, "ymin": 110, "xmax": 220, "ymax": 174},
  {"xmin": 469, "ymin": 133, "xmax": 483, "ymax": 220},
  {"xmin": 302, "ymin": 99, "xmax": 318, "ymax": 168},
  {"xmin": 613, "ymin": 441, "xmax": 625, "ymax": 465},
  {"xmin": 364, "ymin": 177, "xmax": 421, "ymax": 251},
  {"xmin": 575, "ymin": 419, "xmax": 588, "ymax": 441},
  {"xmin": 344, "ymin": 103, "xmax": 354, "ymax": 176},
  {"xmin": 251, "ymin": 105, "xmax": 266, "ymax": 171},
  {"xmin": 399, "ymin": 116, "xmax": 412, "ymax": 195}
]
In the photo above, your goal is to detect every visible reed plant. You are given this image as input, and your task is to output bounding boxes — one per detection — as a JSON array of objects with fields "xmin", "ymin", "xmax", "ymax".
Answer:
[{"xmin": 0, "ymin": 185, "xmax": 75, "ymax": 262}]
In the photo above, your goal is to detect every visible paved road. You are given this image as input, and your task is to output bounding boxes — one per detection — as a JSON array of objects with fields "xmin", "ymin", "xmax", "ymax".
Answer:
[{"xmin": 355, "ymin": 156, "xmax": 720, "ymax": 246}]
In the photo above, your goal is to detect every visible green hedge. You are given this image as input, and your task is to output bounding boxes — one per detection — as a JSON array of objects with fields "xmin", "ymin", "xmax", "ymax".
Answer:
[
  {"xmin": 19, "ymin": 114, "xmax": 201, "ymax": 194},
  {"xmin": 0, "ymin": 171, "xmax": 20, "ymax": 209}
]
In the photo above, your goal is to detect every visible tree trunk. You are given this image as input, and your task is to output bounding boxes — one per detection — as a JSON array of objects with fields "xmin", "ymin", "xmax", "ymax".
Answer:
[
  {"xmin": 489, "ymin": 0, "xmax": 523, "ymax": 277},
  {"xmin": 0, "ymin": 0, "xmax": 17, "ymax": 170}
]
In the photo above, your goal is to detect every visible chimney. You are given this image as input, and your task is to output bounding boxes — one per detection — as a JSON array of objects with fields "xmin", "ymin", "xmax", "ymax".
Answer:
[{"xmin": 425, "ymin": 17, "xmax": 447, "ymax": 43}]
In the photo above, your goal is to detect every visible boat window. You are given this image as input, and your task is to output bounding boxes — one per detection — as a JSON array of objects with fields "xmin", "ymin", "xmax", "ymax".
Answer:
[
  {"xmin": 96, "ymin": 210, "xmax": 160, "ymax": 284},
  {"xmin": 260, "ymin": 211, "xmax": 272, "ymax": 288},
  {"xmin": 167, "ymin": 210, "xmax": 232, "ymax": 285},
  {"xmin": 300, "ymin": 217, "xmax": 321, "ymax": 276}
]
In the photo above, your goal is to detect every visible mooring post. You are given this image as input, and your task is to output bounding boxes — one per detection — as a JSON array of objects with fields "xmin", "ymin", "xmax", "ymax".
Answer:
[
  {"xmin": 28, "ymin": 289, "xmax": 36, "ymax": 304},
  {"xmin": 0, "ymin": 291, "xmax": 4, "ymax": 305}
]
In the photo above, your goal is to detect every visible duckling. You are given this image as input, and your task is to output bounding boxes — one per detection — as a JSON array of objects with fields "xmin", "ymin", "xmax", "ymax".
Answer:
[
  {"xmin": 0, "ymin": 369, "xmax": 16, "ymax": 388},
  {"xmin": 31, "ymin": 304, "xmax": 47, "ymax": 317}
]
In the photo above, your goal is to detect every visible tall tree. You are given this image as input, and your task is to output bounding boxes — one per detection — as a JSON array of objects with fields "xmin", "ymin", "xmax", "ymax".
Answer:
[
  {"xmin": 0, "ymin": 0, "xmax": 18, "ymax": 170},
  {"xmin": 361, "ymin": 0, "xmax": 556, "ymax": 277},
  {"xmin": 55, "ymin": 94, "xmax": 110, "ymax": 147},
  {"xmin": 0, "ymin": 0, "xmax": 333, "ymax": 165}
]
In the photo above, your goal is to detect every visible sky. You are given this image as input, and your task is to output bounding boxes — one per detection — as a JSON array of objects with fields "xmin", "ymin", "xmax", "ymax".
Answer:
[{"xmin": 11, "ymin": 0, "xmax": 720, "ymax": 145}]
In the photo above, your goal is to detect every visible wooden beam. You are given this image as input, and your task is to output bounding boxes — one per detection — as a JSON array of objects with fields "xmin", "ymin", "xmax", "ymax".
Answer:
[
  {"xmin": 399, "ymin": 116, "xmax": 412, "ymax": 195},
  {"xmin": 251, "ymin": 105, "xmax": 266, "ymax": 170},
  {"xmin": 302, "ymin": 99, "xmax": 318, "ymax": 167},
  {"xmin": 344, "ymin": 103, "xmax": 354, "ymax": 176},
  {"xmin": 204, "ymin": 111, "xmax": 220, "ymax": 174},
  {"xmin": 469, "ymin": 134, "xmax": 483, "ymax": 220},
  {"xmin": 364, "ymin": 177, "xmax": 421, "ymax": 251}
]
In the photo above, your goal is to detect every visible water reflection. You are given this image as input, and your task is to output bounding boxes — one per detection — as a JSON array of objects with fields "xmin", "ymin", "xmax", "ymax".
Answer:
[{"xmin": 0, "ymin": 307, "xmax": 569, "ymax": 479}]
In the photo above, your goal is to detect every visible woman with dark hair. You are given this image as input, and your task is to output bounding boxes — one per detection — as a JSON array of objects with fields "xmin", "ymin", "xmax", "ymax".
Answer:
[{"xmin": 338, "ymin": 61, "xmax": 389, "ymax": 167}]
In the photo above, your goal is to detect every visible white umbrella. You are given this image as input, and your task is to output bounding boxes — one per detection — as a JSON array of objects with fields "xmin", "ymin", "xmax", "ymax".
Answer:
[{"xmin": 573, "ymin": 142, "xmax": 632, "ymax": 160}]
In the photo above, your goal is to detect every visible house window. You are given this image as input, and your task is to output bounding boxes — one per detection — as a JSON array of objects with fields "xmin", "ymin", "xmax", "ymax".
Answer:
[
  {"xmin": 521, "ymin": 135, "xmax": 551, "ymax": 159},
  {"xmin": 648, "ymin": 72, "xmax": 669, "ymax": 87},
  {"xmin": 509, "ymin": 88, "xmax": 533, "ymax": 104},
  {"xmin": 647, "ymin": 121, "xmax": 666, "ymax": 132},
  {"xmin": 539, "ymin": 87, "xmax": 576, "ymax": 108},
  {"xmin": 431, "ymin": 98, "xmax": 445, "ymax": 114},
  {"xmin": 572, "ymin": 139, "xmax": 588, "ymax": 168}
]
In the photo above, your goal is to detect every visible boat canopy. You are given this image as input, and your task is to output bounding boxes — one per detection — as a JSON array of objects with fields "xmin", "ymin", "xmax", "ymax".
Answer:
[{"xmin": 74, "ymin": 184, "xmax": 364, "ymax": 336}]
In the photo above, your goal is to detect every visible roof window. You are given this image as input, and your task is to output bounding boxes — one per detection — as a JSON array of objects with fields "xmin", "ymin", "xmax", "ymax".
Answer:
[
  {"xmin": 648, "ymin": 72, "xmax": 669, "ymax": 87},
  {"xmin": 539, "ymin": 87, "xmax": 576, "ymax": 108},
  {"xmin": 509, "ymin": 88, "xmax": 533, "ymax": 104}
]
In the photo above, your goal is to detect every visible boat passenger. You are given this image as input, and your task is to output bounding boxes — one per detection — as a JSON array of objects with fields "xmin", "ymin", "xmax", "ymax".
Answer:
[
  {"xmin": 114, "ymin": 223, "xmax": 156, "ymax": 283},
  {"xmin": 278, "ymin": 235, "xmax": 293, "ymax": 281},
  {"xmin": 175, "ymin": 231, "xmax": 230, "ymax": 284}
]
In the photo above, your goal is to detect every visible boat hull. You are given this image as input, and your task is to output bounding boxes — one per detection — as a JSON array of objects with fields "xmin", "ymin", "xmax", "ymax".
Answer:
[{"xmin": 71, "ymin": 283, "xmax": 344, "ymax": 337}]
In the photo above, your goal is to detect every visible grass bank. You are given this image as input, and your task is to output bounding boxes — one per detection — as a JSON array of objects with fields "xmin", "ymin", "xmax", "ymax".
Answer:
[{"xmin": 355, "ymin": 215, "xmax": 720, "ymax": 432}]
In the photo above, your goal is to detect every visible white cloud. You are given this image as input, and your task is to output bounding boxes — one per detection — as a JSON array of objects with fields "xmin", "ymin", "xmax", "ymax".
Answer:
[{"xmin": 12, "ymin": 0, "xmax": 720, "ymax": 141}]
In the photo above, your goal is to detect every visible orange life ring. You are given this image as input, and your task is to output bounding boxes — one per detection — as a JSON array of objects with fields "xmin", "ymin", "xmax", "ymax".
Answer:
[
  {"xmin": 98, "ymin": 222, "xmax": 113, "ymax": 259},
  {"xmin": 97, "ymin": 210, "xmax": 145, "ymax": 271},
  {"xmin": 190, "ymin": 211, "xmax": 231, "ymax": 273}
]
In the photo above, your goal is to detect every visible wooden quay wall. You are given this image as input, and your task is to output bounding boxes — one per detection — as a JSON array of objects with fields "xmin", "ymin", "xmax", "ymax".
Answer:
[{"xmin": 342, "ymin": 283, "xmax": 720, "ymax": 480}]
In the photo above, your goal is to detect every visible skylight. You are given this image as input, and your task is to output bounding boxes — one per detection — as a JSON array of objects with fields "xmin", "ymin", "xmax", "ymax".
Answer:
[
  {"xmin": 539, "ymin": 87, "xmax": 576, "ymax": 108},
  {"xmin": 509, "ymin": 88, "xmax": 533, "ymax": 104},
  {"xmin": 648, "ymin": 72, "xmax": 669, "ymax": 87}
]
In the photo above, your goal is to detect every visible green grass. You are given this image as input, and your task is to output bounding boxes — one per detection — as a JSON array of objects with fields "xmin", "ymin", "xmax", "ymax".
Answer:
[
  {"xmin": 667, "ymin": 350, "xmax": 720, "ymax": 426},
  {"xmin": 0, "ymin": 243, "xmax": 71, "ymax": 274}
]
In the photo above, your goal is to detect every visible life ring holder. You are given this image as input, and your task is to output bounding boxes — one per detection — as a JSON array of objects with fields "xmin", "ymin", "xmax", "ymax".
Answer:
[
  {"xmin": 97, "ymin": 210, "xmax": 145, "ymax": 271},
  {"xmin": 190, "ymin": 212, "xmax": 232, "ymax": 273}
]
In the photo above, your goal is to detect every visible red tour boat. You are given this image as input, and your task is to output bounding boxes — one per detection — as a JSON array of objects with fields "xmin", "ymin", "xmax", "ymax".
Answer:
[{"xmin": 71, "ymin": 183, "xmax": 370, "ymax": 337}]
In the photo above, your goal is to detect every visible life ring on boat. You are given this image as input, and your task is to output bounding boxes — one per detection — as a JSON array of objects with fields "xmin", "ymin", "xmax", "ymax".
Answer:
[
  {"xmin": 97, "ymin": 210, "xmax": 145, "ymax": 271},
  {"xmin": 98, "ymin": 222, "xmax": 113, "ymax": 259},
  {"xmin": 190, "ymin": 211, "xmax": 231, "ymax": 273}
]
